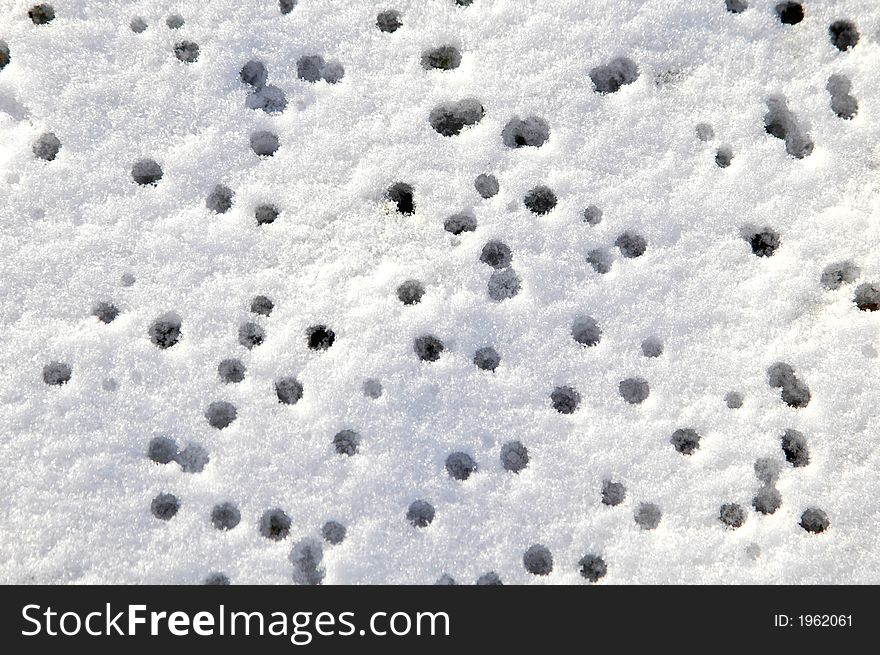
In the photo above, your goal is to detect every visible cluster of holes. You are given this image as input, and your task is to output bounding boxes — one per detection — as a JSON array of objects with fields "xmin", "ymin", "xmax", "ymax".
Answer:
[
  {"xmin": 767, "ymin": 362, "xmax": 811, "ymax": 408},
  {"xmin": 753, "ymin": 456, "xmax": 783, "ymax": 515},
  {"xmin": 32, "ymin": 0, "xmax": 852, "ymax": 580},
  {"xmin": 127, "ymin": 10, "xmax": 199, "ymax": 61},
  {"xmin": 297, "ymin": 55, "xmax": 344, "ymax": 84},
  {"xmin": 148, "ymin": 436, "xmax": 209, "ymax": 473},
  {"xmin": 476, "ymin": 238, "xmax": 521, "ymax": 301},
  {"xmin": 764, "ymin": 96, "xmax": 813, "ymax": 159},
  {"xmin": 241, "ymin": 59, "xmax": 288, "ymax": 114},
  {"xmin": 827, "ymin": 75, "xmax": 858, "ymax": 120}
]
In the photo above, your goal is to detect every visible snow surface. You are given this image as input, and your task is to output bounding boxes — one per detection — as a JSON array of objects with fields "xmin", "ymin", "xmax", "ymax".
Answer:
[{"xmin": 1, "ymin": 0, "xmax": 880, "ymax": 584}]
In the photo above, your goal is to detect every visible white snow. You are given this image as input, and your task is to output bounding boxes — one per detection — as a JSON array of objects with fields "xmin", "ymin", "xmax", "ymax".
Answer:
[{"xmin": 1, "ymin": 0, "xmax": 879, "ymax": 584}]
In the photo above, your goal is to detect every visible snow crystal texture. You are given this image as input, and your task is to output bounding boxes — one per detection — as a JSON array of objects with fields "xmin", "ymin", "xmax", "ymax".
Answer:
[{"xmin": 1, "ymin": 0, "xmax": 880, "ymax": 585}]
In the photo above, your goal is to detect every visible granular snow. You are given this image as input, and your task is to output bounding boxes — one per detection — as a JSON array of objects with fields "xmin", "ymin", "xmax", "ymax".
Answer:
[{"xmin": 1, "ymin": 0, "xmax": 879, "ymax": 585}]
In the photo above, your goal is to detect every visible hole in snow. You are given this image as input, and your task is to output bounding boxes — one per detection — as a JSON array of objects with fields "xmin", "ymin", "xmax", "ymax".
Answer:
[
  {"xmin": 211, "ymin": 502, "xmax": 241, "ymax": 530},
  {"xmin": 429, "ymin": 99, "xmax": 484, "ymax": 136},
  {"xmin": 376, "ymin": 10, "xmax": 402, "ymax": 33},
  {"xmin": 307, "ymin": 325, "xmax": 335, "ymax": 350},
  {"xmin": 206, "ymin": 185, "xmax": 235, "ymax": 213},
  {"xmin": 523, "ymin": 185, "xmax": 557, "ymax": 215},
  {"xmin": 149, "ymin": 313, "xmax": 182, "ymax": 349},
  {"xmin": 473, "ymin": 346, "xmax": 501, "ymax": 371},
  {"xmin": 386, "ymin": 183, "xmax": 415, "ymax": 215},
  {"xmin": 28, "ymin": 4, "xmax": 55, "ymax": 25},
  {"xmin": 502, "ymin": 116, "xmax": 550, "ymax": 148},
  {"xmin": 151, "ymin": 493, "xmax": 180, "ymax": 520},
  {"xmin": 397, "ymin": 280, "xmax": 425, "ymax": 305},
  {"xmin": 218, "ymin": 358, "xmax": 246, "ymax": 384},
  {"xmin": 174, "ymin": 41, "xmax": 200, "ymax": 63},
  {"xmin": 132, "ymin": 159, "xmax": 163, "ymax": 186},
  {"xmin": 590, "ymin": 57, "xmax": 639, "ymax": 94},
  {"xmin": 829, "ymin": 20, "xmax": 859, "ymax": 52},
  {"xmin": 205, "ymin": 401, "xmax": 237, "ymax": 429},
  {"xmin": 276, "ymin": 377, "xmax": 304, "ymax": 405},
  {"xmin": 422, "ymin": 45, "xmax": 461, "ymax": 71},
  {"xmin": 775, "ymin": 2, "xmax": 804, "ymax": 26}
]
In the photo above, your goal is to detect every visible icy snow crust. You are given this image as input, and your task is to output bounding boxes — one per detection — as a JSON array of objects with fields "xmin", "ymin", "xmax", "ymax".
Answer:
[{"xmin": 1, "ymin": 0, "xmax": 880, "ymax": 584}]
